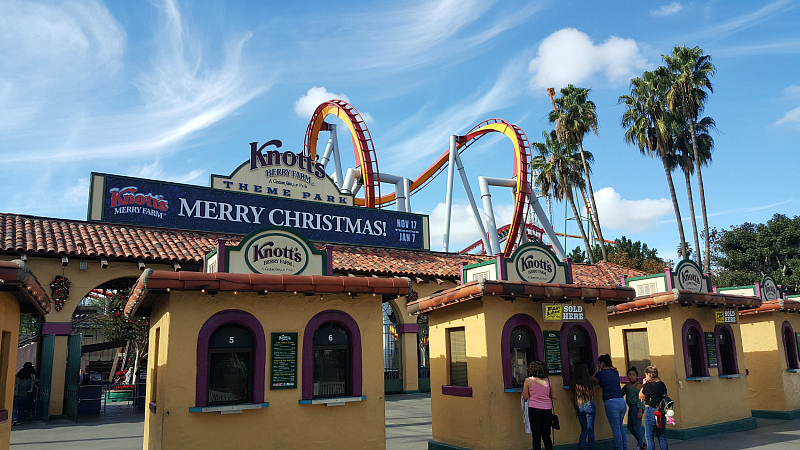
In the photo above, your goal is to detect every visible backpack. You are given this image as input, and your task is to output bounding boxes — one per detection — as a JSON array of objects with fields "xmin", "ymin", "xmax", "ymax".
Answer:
[{"xmin": 658, "ymin": 396, "xmax": 674, "ymax": 414}]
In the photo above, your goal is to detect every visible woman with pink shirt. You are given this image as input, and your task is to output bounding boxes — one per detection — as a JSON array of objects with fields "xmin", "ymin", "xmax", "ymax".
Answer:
[{"xmin": 523, "ymin": 360, "xmax": 555, "ymax": 450}]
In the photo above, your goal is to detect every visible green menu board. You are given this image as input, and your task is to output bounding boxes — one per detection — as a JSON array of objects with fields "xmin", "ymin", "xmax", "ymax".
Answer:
[
  {"xmin": 705, "ymin": 332, "xmax": 718, "ymax": 368},
  {"xmin": 543, "ymin": 331, "xmax": 562, "ymax": 375},
  {"xmin": 270, "ymin": 332, "xmax": 298, "ymax": 390},
  {"xmin": 796, "ymin": 333, "xmax": 800, "ymax": 363}
]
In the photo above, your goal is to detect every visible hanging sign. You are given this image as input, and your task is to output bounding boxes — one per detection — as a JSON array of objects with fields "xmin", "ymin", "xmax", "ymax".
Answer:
[
  {"xmin": 542, "ymin": 304, "xmax": 585, "ymax": 322},
  {"xmin": 760, "ymin": 276, "xmax": 780, "ymax": 301},
  {"xmin": 506, "ymin": 242, "xmax": 568, "ymax": 283},
  {"xmin": 715, "ymin": 310, "xmax": 737, "ymax": 324},
  {"xmin": 270, "ymin": 332, "xmax": 298, "ymax": 390},
  {"xmin": 673, "ymin": 260, "xmax": 708, "ymax": 293},
  {"xmin": 543, "ymin": 331, "xmax": 562, "ymax": 375},
  {"xmin": 210, "ymin": 227, "xmax": 327, "ymax": 275},
  {"xmin": 88, "ymin": 173, "xmax": 429, "ymax": 250},
  {"xmin": 704, "ymin": 332, "xmax": 718, "ymax": 368}
]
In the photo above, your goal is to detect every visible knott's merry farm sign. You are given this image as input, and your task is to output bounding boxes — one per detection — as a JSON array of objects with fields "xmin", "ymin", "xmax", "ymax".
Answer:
[
  {"xmin": 205, "ymin": 227, "xmax": 327, "ymax": 276},
  {"xmin": 87, "ymin": 140, "xmax": 429, "ymax": 250},
  {"xmin": 673, "ymin": 260, "xmax": 709, "ymax": 293},
  {"xmin": 461, "ymin": 242, "xmax": 569, "ymax": 284}
]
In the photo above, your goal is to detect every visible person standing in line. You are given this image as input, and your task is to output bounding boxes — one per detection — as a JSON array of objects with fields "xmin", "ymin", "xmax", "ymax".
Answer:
[
  {"xmin": 523, "ymin": 360, "xmax": 555, "ymax": 450},
  {"xmin": 639, "ymin": 365, "xmax": 668, "ymax": 450},
  {"xmin": 570, "ymin": 363, "xmax": 596, "ymax": 450},
  {"xmin": 622, "ymin": 367, "xmax": 646, "ymax": 450},
  {"xmin": 15, "ymin": 362, "xmax": 37, "ymax": 421},
  {"xmin": 592, "ymin": 354, "xmax": 628, "ymax": 450}
]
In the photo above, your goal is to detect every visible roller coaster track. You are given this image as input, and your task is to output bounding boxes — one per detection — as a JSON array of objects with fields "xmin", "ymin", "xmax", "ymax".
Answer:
[{"xmin": 305, "ymin": 107, "xmax": 532, "ymax": 257}]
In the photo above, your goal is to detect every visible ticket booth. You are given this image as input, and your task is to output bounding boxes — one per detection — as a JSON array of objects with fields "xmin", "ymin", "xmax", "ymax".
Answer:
[
  {"xmin": 730, "ymin": 278, "xmax": 800, "ymax": 419},
  {"xmin": 610, "ymin": 260, "xmax": 761, "ymax": 439},
  {"xmin": 0, "ymin": 261, "xmax": 51, "ymax": 449},
  {"xmin": 126, "ymin": 228, "xmax": 409, "ymax": 450},
  {"xmin": 406, "ymin": 243, "xmax": 635, "ymax": 450}
]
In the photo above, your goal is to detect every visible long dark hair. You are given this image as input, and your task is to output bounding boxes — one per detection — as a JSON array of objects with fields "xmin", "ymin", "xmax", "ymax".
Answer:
[{"xmin": 570, "ymin": 363, "xmax": 593, "ymax": 406}]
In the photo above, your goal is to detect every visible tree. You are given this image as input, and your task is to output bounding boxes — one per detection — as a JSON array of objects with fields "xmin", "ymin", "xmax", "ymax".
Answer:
[
  {"xmin": 532, "ymin": 130, "xmax": 595, "ymax": 263},
  {"xmin": 590, "ymin": 236, "xmax": 667, "ymax": 274},
  {"xmin": 715, "ymin": 214, "xmax": 800, "ymax": 294},
  {"xmin": 92, "ymin": 288, "xmax": 150, "ymax": 379},
  {"xmin": 548, "ymin": 85, "xmax": 608, "ymax": 261},
  {"xmin": 569, "ymin": 246, "xmax": 586, "ymax": 264},
  {"xmin": 674, "ymin": 114, "xmax": 715, "ymax": 269},
  {"xmin": 664, "ymin": 45, "xmax": 716, "ymax": 274},
  {"xmin": 620, "ymin": 68, "xmax": 689, "ymax": 258}
]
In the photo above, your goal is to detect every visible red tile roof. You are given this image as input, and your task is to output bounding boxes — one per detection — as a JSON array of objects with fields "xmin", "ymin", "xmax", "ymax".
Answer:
[
  {"xmin": 607, "ymin": 289, "xmax": 762, "ymax": 315},
  {"xmin": 571, "ymin": 261, "xmax": 646, "ymax": 287},
  {"xmin": 323, "ymin": 244, "xmax": 489, "ymax": 278},
  {"xmin": 407, "ymin": 279, "xmax": 635, "ymax": 315},
  {"xmin": 125, "ymin": 269, "xmax": 410, "ymax": 316},
  {"xmin": 739, "ymin": 299, "xmax": 800, "ymax": 316},
  {"xmin": 0, "ymin": 260, "xmax": 52, "ymax": 314}
]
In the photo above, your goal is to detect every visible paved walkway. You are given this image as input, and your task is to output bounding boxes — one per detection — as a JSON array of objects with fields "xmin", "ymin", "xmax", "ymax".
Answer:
[{"xmin": 10, "ymin": 394, "xmax": 800, "ymax": 449}]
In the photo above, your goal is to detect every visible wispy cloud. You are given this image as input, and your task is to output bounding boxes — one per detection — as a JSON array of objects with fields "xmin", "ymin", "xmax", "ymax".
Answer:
[
  {"xmin": 650, "ymin": 2, "xmax": 683, "ymax": 17},
  {"xmin": 0, "ymin": 0, "xmax": 268, "ymax": 164},
  {"xmin": 774, "ymin": 105, "xmax": 800, "ymax": 129},
  {"xmin": 784, "ymin": 85, "xmax": 800, "ymax": 97},
  {"xmin": 660, "ymin": 199, "xmax": 794, "ymax": 223},
  {"xmin": 714, "ymin": 39, "xmax": 800, "ymax": 57},
  {"xmin": 694, "ymin": 0, "xmax": 798, "ymax": 40},
  {"xmin": 528, "ymin": 28, "xmax": 649, "ymax": 90}
]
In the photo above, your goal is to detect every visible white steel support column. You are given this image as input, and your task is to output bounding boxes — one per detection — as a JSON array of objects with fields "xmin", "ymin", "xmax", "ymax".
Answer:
[
  {"xmin": 454, "ymin": 151, "xmax": 490, "ymax": 253},
  {"xmin": 320, "ymin": 124, "xmax": 344, "ymax": 189},
  {"xmin": 442, "ymin": 135, "xmax": 458, "ymax": 252},
  {"xmin": 341, "ymin": 168, "xmax": 357, "ymax": 194},
  {"xmin": 403, "ymin": 178, "xmax": 412, "ymax": 213},
  {"xmin": 478, "ymin": 176, "xmax": 516, "ymax": 255},
  {"xmin": 529, "ymin": 192, "xmax": 567, "ymax": 261}
]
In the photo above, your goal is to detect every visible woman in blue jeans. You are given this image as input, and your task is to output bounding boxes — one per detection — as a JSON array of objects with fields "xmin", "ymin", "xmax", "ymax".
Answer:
[
  {"xmin": 569, "ymin": 364, "xmax": 596, "ymax": 450},
  {"xmin": 622, "ymin": 367, "xmax": 645, "ymax": 450},
  {"xmin": 592, "ymin": 354, "xmax": 628, "ymax": 450},
  {"xmin": 639, "ymin": 365, "xmax": 668, "ymax": 449}
]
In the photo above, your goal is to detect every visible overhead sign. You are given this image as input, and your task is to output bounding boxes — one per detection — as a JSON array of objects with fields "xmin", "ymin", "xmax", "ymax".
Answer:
[
  {"xmin": 760, "ymin": 276, "xmax": 781, "ymax": 301},
  {"xmin": 210, "ymin": 140, "xmax": 354, "ymax": 207},
  {"xmin": 508, "ymin": 242, "xmax": 568, "ymax": 284},
  {"xmin": 674, "ymin": 260, "xmax": 708, "ymax": 293},
  {"xmin": 207, "ymin": 227, "xmax": 327, "ymax": 276},
  {"xmin": 715, "ymin": 310, "xmax": 737, "ymax": 324},
  {"xmin": 542, "ymin": 304, "xmax": 585, "ymax": 322},
  {"xmin": 88, "ymin": 173, "xmax": 429, "ymax": 250}
]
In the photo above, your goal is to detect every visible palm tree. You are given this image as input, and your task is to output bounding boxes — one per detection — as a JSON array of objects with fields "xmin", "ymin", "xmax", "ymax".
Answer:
[
  {"xmin": 664, "ymin": 45, "xmax": 716, "ymax": 273},
  {"xmin": 674, "ymin": 115, "xmax": 715, "ymax": 269},
  {"xmin": 548, "ymin": 85, "xmax": 608, "ymax": 261},
  {"xmin": 532, "ymin": 130, "xmax": 595, "ymax": 263},
  {"xmin": 619, "ymin": 68, "xmax": 689, "ymax": 258}
]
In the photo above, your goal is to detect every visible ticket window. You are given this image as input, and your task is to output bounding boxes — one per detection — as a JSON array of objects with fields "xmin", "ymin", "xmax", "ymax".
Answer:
[
  {"xmin": 510, "ymin": 327, "xmax": 535, "ymax": 388},
  {"xmin": 685, "ymin": 328, "xmax": 704, "ymax": 378},
  {"xmin": 567, "ymin": 328, "xmax": 591, "ymax": 377},
  {"xmin": 313, "ymin": 322, "xmax": 351, "ymax": 398},
  {"xmin": 208, "ymin": 324, "xmax": 254, "ymax": 405},
  {"xmin": 784, "ymin": 324, "xmax": 799, "ymax": 370},
  {"xmin": 717, "ymin": 328, "xmax": 738, "ymax": 375}
]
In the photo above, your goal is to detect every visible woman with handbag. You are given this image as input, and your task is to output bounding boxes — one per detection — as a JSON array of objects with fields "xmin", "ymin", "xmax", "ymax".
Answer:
[
  {"xmin": 639, "ymin": 365, "xmax": 668, "ymax": 450},
  {"xmin": 523, "ymin": 360, "xmax": 555, "ymax": 450},
  {"xmin": 570, "ymin": 363, "xmax": 596, "ymax": 450}
]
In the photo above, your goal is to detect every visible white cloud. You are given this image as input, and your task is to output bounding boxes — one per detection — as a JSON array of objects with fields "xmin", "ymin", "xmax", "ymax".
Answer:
[
  {"xmin": 426, "ymin": 201, "xmax": 514, "ymax": 251},
  {"xmin": 784, "ymin": 85, "xmax": 800, "ymax": 97},
  {"xmin": 128, "ymin": 161, "xmax": 206, "ymax": 185},
  {"xmin": 294, "ymin": 86, "xmax": 374, "ymax": 124},
  {"xmin": 650, "ymin": 3, "xmax": 683, "ymax": 16},
  {"xmin": 592, "ymin": 187, "xmax": 673, "ymax": 231},
  {"xmin": 774, "ymin": 105, "xmax": 800, "ymax": 129},
  {"xmin": 694, "ymin": 0, "xmax": 798, "ymax": 40},
  {"xmin": 528, "ymin": 28, "xmax": 648, "ymax": 89}
]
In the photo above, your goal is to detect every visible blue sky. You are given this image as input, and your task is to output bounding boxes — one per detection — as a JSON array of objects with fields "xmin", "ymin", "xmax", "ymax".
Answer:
[{"xmin": 1, "ymin": 0, "xmax": 799, "ymax": 262}]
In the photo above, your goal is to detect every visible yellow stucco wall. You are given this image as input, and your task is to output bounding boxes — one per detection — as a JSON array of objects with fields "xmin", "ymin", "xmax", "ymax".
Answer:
[
  {"xmin": 740, "ymin": 312, "xmax": 800, "ymax": 412},
  {"xmin": 427, "ymin": 297, "xmax": 614, "ymax": 450},
  {"xmin": 0, "ymin": 294, "xmax": 21, "ymax": 450},
  {"xmin": 144, "ymin": 290, "xmax": 386, "ymax": 450},
  {"xmin": 609, "ymin": 304, "xmax": 751, "ymax": 430}
]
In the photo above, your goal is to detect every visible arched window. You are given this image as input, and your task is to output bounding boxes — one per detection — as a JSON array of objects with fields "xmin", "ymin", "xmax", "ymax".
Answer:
[
  {"xmin": 313, "ymin": 323, "xmax": 351, "ymax": 398},
  {"xmin": 195, "ymin": 310, "xmax": 266, "ymax": 407},
  {"xmin": 501, "ymin": 314, "xmax": 543, "ymax": 390},
  {"xmin": 682, "ymin": 319, "xmax": 708, "ymax": 378},
  {"xmin": 301, "ymin": 310, "xmax": 362, "ymax": 400},
  {"xmin": 782, "ymin": 322, "xmax": 799, "ymax": 370},
  {"xmin": 559, "ymin": 322, "xmax": 598, "ymax": 386},
  {"xmin": 715, "ymin": 324, "xmax": 739, "ymax": 375},
  {"xmin": 208, "ymin": 324, "xmax": 254, "ymax": 405}
]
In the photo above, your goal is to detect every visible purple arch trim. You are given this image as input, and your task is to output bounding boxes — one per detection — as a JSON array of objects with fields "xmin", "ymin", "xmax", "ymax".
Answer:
[
  {"xmin": 501, "ymin": 314, "xmax": 545, "ymax": 389},
  {"xmin": 681, "ymin": 318, "xmax": 708, "ymax": 378},
  {"xmin": 782, "ymin": 321, "xmax": 799, "ymax": 370},
  {"xmin": 196, "ymin": 309, "xmax": 266, "ymax": 407},
  {"xmin": 302, "ymin": 310, "xmax": 362, "ymax": 400},
  {"xmin": 714, "ymin": 323, "xmax": 739, "ymax": 375},
  {"xmin": 560, "ymin": 321, "xmax": 599, "ymax": 386}
]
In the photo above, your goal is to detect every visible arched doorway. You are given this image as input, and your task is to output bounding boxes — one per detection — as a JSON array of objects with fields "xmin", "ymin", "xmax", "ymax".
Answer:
[
  {"xmin": 383, "ymin": 302, "xmax": 403, "ymax": 394},
  {"xmin": 417, "ymin": 314, "xmax": 430, "ymax": 392}
]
